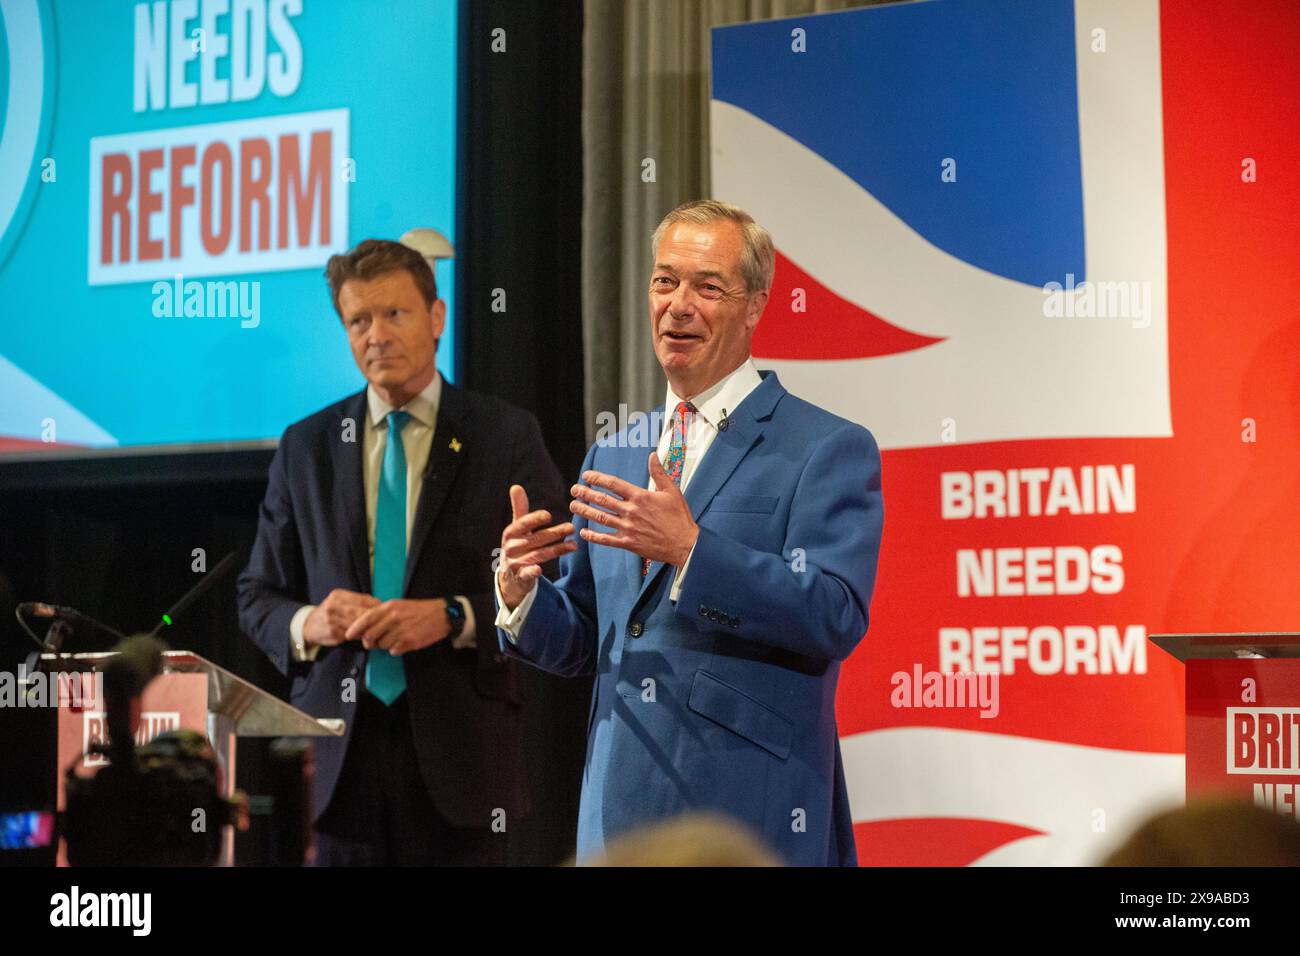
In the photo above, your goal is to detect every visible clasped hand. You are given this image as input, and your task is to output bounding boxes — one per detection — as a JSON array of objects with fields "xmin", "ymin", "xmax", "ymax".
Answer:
[{"xmin": 303, "ymin": 588, "xmax": 452, "ymax": 655}]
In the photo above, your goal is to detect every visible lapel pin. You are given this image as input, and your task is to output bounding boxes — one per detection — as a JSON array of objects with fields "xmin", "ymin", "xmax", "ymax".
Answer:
[{"xmin": 449, "ymin": 437, "xmax": 463, "ymax": 453}]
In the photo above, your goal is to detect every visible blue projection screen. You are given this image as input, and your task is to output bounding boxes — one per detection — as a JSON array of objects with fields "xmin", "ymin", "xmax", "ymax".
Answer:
[{"xmin": 0, "ymin": 0, "xmax": 458, "ymax": 457}]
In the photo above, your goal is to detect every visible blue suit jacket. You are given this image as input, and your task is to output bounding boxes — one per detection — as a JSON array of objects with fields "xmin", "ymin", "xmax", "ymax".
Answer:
[{"xmin": 499, "ymin": 370, "xmax": 883, "ymax": 865}]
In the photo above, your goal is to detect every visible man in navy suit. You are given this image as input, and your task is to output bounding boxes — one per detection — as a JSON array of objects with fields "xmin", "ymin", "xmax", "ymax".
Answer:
[
  {"xmin": 238, "ymin": 239, "xmax": 565, "ymax": 865},
  {"xmin": 495, "ymin": 200, "xmax": 884, "ymax": 865}
]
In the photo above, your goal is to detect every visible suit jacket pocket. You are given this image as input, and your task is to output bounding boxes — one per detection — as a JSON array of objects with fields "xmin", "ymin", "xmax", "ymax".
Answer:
[
  {"xmin": 687, "ymin": 670, "xmax": 793, "ymax": 760},
  {"xmin": 709, "ymin": 494, "xmax": 779, "ymax": 515}
]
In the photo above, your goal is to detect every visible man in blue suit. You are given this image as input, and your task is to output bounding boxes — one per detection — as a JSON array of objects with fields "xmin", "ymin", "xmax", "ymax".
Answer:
[{"xmin": 495, "ymin": 201, "xmax": 884, "ymax": 865}]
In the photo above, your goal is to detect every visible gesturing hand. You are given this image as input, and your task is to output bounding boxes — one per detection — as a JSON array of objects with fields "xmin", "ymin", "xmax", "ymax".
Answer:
[
  {"xmin": 497, "ymin": 485, "xmax": 576, "ymax": 611},
  {"xmin": 570, "ymin": 452, "xmax": 699, "ymax": 568}
]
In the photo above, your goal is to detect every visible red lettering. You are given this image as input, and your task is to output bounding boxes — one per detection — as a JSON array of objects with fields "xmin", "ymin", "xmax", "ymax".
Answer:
[
  {"xmin": 137, "ymin": 148, "xmax": 165, "ymax": 261},
  {"xmin": 100, "ymin": 153, "xmax": 133, "ymax": 265},
  {"xmin": 168, "ymin": 145, "xmax": 197, "ymax": 259},
  {"xmin": 239, "ymin": 137, "xmax": 272, "ymax": 252},
  {"xmin": 278, "ymin": 129, "xmax": 331, "ymax": 248},
  {"xmin": 201, "ymin": 142, "xmax": 234, "ymax": 255}
]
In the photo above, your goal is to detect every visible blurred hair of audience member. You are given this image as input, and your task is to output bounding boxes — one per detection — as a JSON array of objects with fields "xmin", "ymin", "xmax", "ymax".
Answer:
[
  {"xmin": 571, "ymin": 812, "xmax": 783, "ymax": 867},
  {"xmin": 1102, "ymin": 798, "xmax": 1300, "ymax": 867}
]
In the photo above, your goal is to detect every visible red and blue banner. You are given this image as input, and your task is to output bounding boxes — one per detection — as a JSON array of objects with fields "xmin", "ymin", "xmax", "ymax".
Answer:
[{"xmin": 712, "ymin": 0, "xmax": 1300, "ymax": 864}]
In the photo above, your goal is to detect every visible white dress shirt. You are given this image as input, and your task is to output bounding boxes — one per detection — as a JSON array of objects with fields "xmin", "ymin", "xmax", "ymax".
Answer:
[
  {"xmin": 495, "ymin": 356, "xmax": 764, "ymax": 639},
  {"xmin": 289, "ymin": 371, "xmax": 477, "ymax": 660}
]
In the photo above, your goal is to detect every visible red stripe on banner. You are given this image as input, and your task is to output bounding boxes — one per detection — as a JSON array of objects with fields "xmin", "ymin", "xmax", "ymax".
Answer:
[
  {"xmin": 853, "ymin": 818, "xmax": 1044, "ymax": 867},
  {"xmin": 0, "ymin": 437, "xmax": 87, "ymax": 452},
  {"xmin": 837, "ymin": 0, "xmax": 1300, "ymax": 759},
  {"xmin": 753, "ymin": 250, "xmax": 945, "ymax": 359}
]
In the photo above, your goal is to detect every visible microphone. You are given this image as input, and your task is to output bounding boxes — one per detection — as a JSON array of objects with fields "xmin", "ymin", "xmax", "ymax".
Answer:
[
  {"xmin": 17, "ymin": 603, "xmax": 122, "ymax": 687},
  {"xmin": 18, "ymin": 549, "xmax": 239, "ymax": 668},
  {"xmin": 18, "ymin": 602, "xmax": 127, "ymax": 642},
  {"xmin": 147, "ymin": 551, "xmax": 240, "ymax": 638},
  {"xmin": 718, "ymin": 408, "xmax": 731, "ymax": 432}
]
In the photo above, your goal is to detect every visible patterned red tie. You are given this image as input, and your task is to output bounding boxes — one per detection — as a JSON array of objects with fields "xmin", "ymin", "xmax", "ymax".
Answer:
[{"xmin": 643, "ymin": 401, "xmax": 697, "ymax": 577}]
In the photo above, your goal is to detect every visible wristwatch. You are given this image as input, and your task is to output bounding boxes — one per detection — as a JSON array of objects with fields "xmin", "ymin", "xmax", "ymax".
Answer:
[{"xmin": 444, "ymin": 598, "xmax": 466, "ymax": 641}]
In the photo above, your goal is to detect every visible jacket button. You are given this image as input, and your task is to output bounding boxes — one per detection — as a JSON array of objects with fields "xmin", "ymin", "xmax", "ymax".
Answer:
[{"xmin": 628, "ymin": 622, "xmax": 644, "ymax": 638}]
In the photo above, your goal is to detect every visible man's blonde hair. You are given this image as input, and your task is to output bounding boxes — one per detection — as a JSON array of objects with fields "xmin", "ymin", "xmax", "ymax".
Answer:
[{"xmin": 651, "ymin": 200, "xmax": 775, "ymax": 294}]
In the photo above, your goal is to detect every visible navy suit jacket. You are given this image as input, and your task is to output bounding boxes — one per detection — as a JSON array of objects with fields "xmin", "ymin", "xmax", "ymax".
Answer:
[
  {"xmin": 238, "ymin": 380, "xmax": 566, "ymax": 828},
  {"xmin": 498, "ymin": 370, "xmax": 883, "ymax": 865}
]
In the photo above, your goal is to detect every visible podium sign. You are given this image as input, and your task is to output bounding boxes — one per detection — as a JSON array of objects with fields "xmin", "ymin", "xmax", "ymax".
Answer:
[
  {"xmin": 44, "ymin": 650, "xmax": 343, "ymax": 865},
  {"xmin": 1151, "ymin": 633, "xmax": 1300, "ymax": 822},
  {"xmin": 1187, "ymin": 659, "xmax": 1300, "ymax": 817},
  {"xmin": 56, "ymin": 673, "xmax": 209, "ymax": 812}
]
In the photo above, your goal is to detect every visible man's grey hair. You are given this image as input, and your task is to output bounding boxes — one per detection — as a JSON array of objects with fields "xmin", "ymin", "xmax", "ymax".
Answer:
[{"xmin": 650, "ymin": 200, "xmax": 775, "ymax": 294}]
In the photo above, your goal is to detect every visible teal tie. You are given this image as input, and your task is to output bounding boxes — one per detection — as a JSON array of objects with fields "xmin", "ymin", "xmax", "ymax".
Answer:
[{"xmin": 366, "ymin": 410, "xmax": 411, "ymax": 705}]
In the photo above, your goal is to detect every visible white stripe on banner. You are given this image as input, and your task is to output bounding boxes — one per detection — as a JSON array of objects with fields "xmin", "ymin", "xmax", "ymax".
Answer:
[
  {"xmin": 710, "ymin": 0, "xmax": 1170, "ymax": 450},
  {"xmin": 841, "ymin": 727, "xmax": 1184, "ymax": 865},
  {"xmin": 0, "ymin": 351, "xmax": 117, "ymax": 446}
]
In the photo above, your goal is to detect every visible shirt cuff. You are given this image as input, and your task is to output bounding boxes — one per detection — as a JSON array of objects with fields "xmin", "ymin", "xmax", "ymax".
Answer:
[
  {"xmin": 289, "ymin": 604, "xmax": 321, "ymax": 662},
  {"xmin": 493, "ymin": 574, "xmax": 538, "ymax": 644},
  {"xmin": 669, "ymin": 540, "xmax": 698, "ymax": 603},
  {"xmin": 450, "ymin": 595, "xmax": 477, "ymax": 649}
]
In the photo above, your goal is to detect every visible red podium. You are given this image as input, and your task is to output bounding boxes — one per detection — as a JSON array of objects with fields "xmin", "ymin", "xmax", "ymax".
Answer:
[
  {"xmin": 44, "ymin": 649, "xmax": 343, "ymax": 865},
  {"xmin": 1150, "ymin": 633, "xmax": 1300, "ymax": 819}
]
